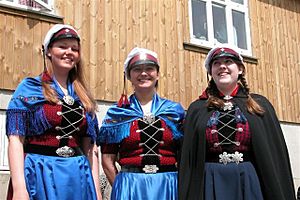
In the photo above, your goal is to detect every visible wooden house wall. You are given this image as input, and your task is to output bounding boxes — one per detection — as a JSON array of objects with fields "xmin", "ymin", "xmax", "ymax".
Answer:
[
  {"xmin": 248, "ymin": 0, "xmax": 300, "ymax": 122},
  {"xmin": 0, "ymin": 0, "xmax": 299, "ymax": 123},
  {"xmin": 0, "ymin": 5, "xmax": 62, "ymax": 89}
]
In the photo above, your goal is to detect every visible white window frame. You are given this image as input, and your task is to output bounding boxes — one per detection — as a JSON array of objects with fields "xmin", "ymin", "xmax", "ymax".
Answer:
[
  {"xmin": 189, "ymin": 0, "xmax": 252, "ymax": 55},
  {"xmin": 0, "ymin": 0, "xmax": 54, "ymax": 13}
]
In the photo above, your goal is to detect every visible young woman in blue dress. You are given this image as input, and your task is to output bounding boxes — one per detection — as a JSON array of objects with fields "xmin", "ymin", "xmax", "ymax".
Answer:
[
  {"xmin": 6, "ymin": 24, "xmax": 102, "ymax": 200},
  {"xmin": 99, "ymin": 47, "xmax": 185, "ymax": 200}
]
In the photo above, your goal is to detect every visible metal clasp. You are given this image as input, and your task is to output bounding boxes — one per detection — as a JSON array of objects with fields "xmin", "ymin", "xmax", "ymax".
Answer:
[
  {"xmin": 219, "ymin": 151, "xmax": 243, "ymax": 165},
  {"xmin": 143, "ymin": 113, "xmax": 155, "ymax": 124},
  {"xmin": 56, "ymin": 146, "xmax": 75, "ymax": 157},
  {"xmin": 142, "ymin": 165, "xmax": 159, "ymax": 173}
]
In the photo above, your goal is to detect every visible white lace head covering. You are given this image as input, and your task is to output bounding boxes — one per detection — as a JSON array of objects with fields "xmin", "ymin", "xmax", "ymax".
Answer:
[
  {"xmin": 204, "ymin": 44, "xmax": 244, "ymax": 75},
  {"xmin": 43, "ymin": 24, "xmax": 80, "ymax": 54},
  {"xmin": 123, "ymin": 47, "xmax": 159, "ymax": 79}
]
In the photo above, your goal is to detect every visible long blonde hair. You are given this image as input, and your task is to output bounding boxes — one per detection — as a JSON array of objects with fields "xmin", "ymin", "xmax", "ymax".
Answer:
[{"xmin": 42, "ymin": 58, "xmax": 97, "ymax": 115}]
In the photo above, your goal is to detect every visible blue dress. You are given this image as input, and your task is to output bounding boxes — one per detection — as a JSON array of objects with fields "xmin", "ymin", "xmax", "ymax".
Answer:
[
  {"xmin": 6, "ymin": 76, "xmax": 99, "ymax": 200},
  {"xmin": 99, "ymin": 94, "xmax": 185, "ymax": 200}
]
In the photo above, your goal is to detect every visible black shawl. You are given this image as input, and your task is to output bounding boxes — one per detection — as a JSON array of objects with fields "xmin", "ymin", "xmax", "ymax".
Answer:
[{"xmin": 178, "ymin": 91, "xmax": 295, "ymax": 200}]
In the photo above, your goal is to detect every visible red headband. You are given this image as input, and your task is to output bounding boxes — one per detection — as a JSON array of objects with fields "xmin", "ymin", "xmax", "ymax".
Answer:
[
  {"xmin": 211, "ymin": 47, "xmax": 240, "ymax": 59},
  {"xmin": 49, "ymin": 28, "xmax": 80, "ymax": 46},
  {"xmin": 128, "ymin": 53, "xmax": 158, "ymax": 67},
  {"xmin": 53, "ymin": 28, "xmax": 78, "ymax": 39}
]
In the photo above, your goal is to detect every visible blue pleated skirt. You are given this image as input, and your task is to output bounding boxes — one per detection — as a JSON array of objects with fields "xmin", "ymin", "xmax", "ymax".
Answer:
[
  {"xmin": 204, "ymin": 162, "xmax": 263, "ymax": 200},
  {"xmin": 111, "ymin": 171, "xmax": 178, "ymax": 200},
  {"xmin": 24, "ymin": 153, "xmax": 97, "ymax": 200}
]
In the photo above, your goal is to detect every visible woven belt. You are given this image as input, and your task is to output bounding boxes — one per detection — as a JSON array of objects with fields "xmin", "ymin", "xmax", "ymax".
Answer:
[
  {"xmin": 24, "ymin": 144, "xmax": 84, "ymax": 157},
  {"xmin": 121, "ymin": 165, "xmax": 177, "ymax": 174}
]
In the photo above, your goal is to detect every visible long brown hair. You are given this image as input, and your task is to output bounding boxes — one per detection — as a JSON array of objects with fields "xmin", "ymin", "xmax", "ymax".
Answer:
[
  {"xmin": 206, "ymin": 63, "xmax": 264, "ymax": 115},
  {"xmin": 42, "ymin": 56, "xmax": 97, "ymax": 115}
]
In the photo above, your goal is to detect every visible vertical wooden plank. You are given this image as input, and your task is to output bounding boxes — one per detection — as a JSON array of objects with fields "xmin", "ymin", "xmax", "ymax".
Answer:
[
  {"xmin": 184, "ymin": 50, "xmax": 191, "ymax": 108},
  {"xmin": 295, "ymin": 1, "xmax": 300, "ymax": 121},
  {"xmin": 287, "ymin": 0, "xmax": 299, "ymax": 121},
  {"xmin": 256, "ymin": 1, "xmax": 277, "ymax": 113},
  {"xmin": 145, "ymin": 0, "xmax": 153, "ymax": 50},
  {"xmin": 14, "ymin": 18, "xmax": 24, "ymax": 84},
  {"xmin": 96, "ymin": 0, "xmax": 106, "ymax": 99},
  {"xmin": 277, "ymin": 1, "xmax": 287, "ymax": 120},
  {"xmin": 89, "ymin": 0, "xmax": 98, "ymax": 96},
  {"xmin": 158, "ymin": 0, "xmax": 166, "ymax": 97},
  {"xmin": 132, "ymin": 0, "xmax": 140, "ymax": 47},
  {"xmin": 254, "ymin": 0, "xmax": 267, "ymax": 96},
  {"xmin": 104, "ymin": 0, "xmax": 113, "ymax": 100},
  {"xmin": 25, "ymin": 19, "xmax": 35, "ymax": 77},
  {"xmin": 247, "ymin": 0, "xmax": 259, "ymax": 94},
  {"xmin": 32, "ymin": 21, "xmax": 44, "ymax": 77},
  {"xmin": 79, "ymin": 0, "xmax": 90, "ymax": 85},
  {"xmin": 122, "ymin": 0, "xmax": 133, "ymax": 95},
  {"xmin": 270, "ymin": 0, "xmax": 284, "ymax": 118},
  {"xmin": 4, "ymin": 15, "xmax": 15, "ymax": 89},
  {"xmin": 65, "ymin": 0, "xmax": 75, "ymax": 23},
  {"xmin": 123, "ymin": 0, "xmax": 133, "ymax": 95},
  {"xmin": 152, "ymin": 0, "xmax": 159, "ymax": 62},
  {"xmin": 119, "ymin": 0, "xmax": 127, "ymax": 96},
  {"xmin": 280, "ymin": 0, "xmax": 291, "ymax": 120},
  {"xmin": 171, "ymin": 0, "xmax": 179, "ymax": 102},
  {"xmin": 284, "ymin": 2, "xmax": 294, "ymax": 121},
  {"xmin": 176, "ymin": 0, "xmax": 186, "ymax": 106},
  {"xmin": 0, "ymin": 14, "xmax": 5, "ymax": 87},
  {"xmin": 112, "ymin": 0, "xmax": 121, "ymax": 98},
  {"xmin": 165, "ymin": 0, "xmax": 173, "ymax": 99},
  {"xmin": 126, "ymin": 0, "xmax": 134, "ymax": 51},
  {"xmin": 139, "ymin": 0, "xmax": 147, "ymax": 47}
]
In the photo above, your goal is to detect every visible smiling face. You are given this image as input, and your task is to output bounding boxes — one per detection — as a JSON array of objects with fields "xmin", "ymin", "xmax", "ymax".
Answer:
[
  {"xmin": 211, "ymin": 57, "xmax": 243, "ymax": 94},
  {"xmin": 47, "ymin": 38, "xmax": 80, "ymax": 76},
  {"xmin": 129, "ymin": 64, "xmax": 159, "ymax": 92}
]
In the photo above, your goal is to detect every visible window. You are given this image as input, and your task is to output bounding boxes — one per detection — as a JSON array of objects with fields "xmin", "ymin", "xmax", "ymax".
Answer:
[
  {"xmin": 0, "ymin": 0, "xmax": 53, "ymax": 12},
  {"xmin": 189, "ymin": 0, "xmax": 251, "ymax": 55}
]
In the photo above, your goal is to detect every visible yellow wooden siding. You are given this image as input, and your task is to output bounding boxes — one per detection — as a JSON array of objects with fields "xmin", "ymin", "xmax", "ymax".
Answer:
[{"xmin": 0, "ymin": 0, "xmax": 300, "ymax": 123}]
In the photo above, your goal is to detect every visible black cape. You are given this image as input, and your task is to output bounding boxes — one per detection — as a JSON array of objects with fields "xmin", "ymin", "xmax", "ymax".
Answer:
[{"xmin": 178, "ymin": 91, "xmax": 295, "ymax": 200}]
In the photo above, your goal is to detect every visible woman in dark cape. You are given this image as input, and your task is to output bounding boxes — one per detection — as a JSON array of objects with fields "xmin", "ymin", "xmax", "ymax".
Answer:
[{"xmin": 178, "ymin": 44, "xmax": 295, "ymax": 200}]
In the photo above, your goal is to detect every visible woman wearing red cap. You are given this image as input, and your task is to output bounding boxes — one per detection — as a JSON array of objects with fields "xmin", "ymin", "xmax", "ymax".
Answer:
[
  {"xmin": 6, "ymin": 24, "xmax": 101, "ymax": 200},
  {"xmin": 98, "ymin": 47, "xmax": 185, "ymax": 200},
  {"xmin": 178, "ymin": 44, "xmax": 295, "ymax": 200}
]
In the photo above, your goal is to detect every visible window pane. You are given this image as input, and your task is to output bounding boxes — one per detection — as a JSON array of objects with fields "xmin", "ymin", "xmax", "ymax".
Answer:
[
  {"xmin": 212, "ymin": 4, "xmax": 227, "ymax": 43},
  {"xmin": 232, "ymin": 10, "xmax": 247, "ymax": 49},
  {"xmin": 19, "ymin": 0, "xmax": 48, "ymax": 8},
  {"xmin": 231, "ymin": 0, "xmax": 244, "ymax": 5},
  {"xmin": 192, "ymin": 0, "xmax": 208, "ymax": 41}
]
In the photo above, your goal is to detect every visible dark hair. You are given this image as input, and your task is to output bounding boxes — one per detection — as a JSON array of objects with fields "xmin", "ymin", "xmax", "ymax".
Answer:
[{"xmin": 206, "ymin": 63, "xmax": 264, "ymax": 115}]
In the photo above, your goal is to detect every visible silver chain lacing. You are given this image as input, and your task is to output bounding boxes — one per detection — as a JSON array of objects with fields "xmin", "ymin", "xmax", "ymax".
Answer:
[
  {"xmin": 136, "ymin": 114, "xmax": 164, "ymax": 157},
  {"xmin": 212, "ymin": 96, "xmax": 243, "ymax": 147},
  {"xmin": 55, "ymin": 100, "xmax": 85, "ymax": 140}
]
